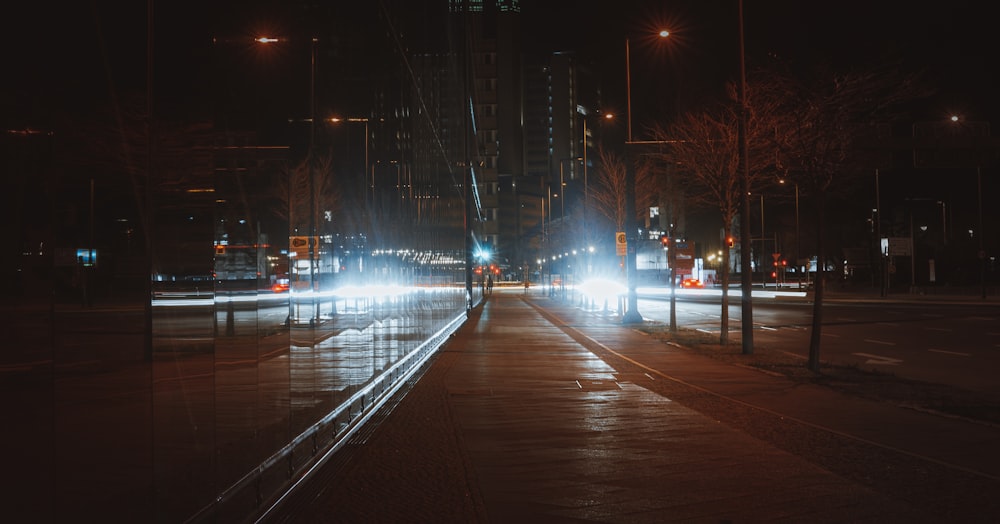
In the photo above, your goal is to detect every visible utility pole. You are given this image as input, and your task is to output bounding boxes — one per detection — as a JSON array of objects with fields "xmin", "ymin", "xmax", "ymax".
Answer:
[{"xmin": 737, "ymin": 0, "xmax": 754, "ymax": 354}]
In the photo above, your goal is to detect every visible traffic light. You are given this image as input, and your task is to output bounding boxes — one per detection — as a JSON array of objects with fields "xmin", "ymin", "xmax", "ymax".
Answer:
[
  {"xmin": 726, "ymin": 236, "xmax": 734, "ymax": 248},
  {"xmin": 660, "ymin": 235, "xmax": 670, "ymax": 247}
]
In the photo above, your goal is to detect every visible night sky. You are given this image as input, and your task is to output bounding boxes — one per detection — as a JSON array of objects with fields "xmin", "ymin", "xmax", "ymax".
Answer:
[
  {"xmin": 5, "ymin": 1, "xmax": 997, "ymax": 129},
  {"xmin": 4, "ymin": 0, "xmax": 997, "ymax": 223}
]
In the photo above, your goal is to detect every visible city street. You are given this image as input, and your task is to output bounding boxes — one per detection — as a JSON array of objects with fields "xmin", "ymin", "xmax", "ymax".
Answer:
[{"xmin": 634, "ymin": 288, "xmax": 1000, "ymax": 398}]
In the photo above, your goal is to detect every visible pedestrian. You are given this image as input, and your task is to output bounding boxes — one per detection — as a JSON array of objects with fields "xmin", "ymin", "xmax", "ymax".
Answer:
[{"xmin": 487, "ymin": 275, "xmax": 494, "ymax": 295}]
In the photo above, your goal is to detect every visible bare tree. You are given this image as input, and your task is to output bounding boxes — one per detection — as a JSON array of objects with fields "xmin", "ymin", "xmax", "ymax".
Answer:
[
  {"xmin": 651, "ymin": 79, "xmax": 783, "ymax": 345},
  {"xmin": 655, "ymin": 108, "xmax": 739, "ymax": 344},
  {"xmin": 638, "ymin": 151, "xmax": 686, "ymax": 331},
  {"xmin": 591, "ymin": 145, "xmax": 654, "ymax": 231},
  {"xmin": 769, "ymin": 66, "xmax": 930, "ymax": 371},
  {"xmin": 592, "ymin": 146, "xmax": 629, "ymax": 231},
  {"xmin": 272, "ymin": 153, "xmax": 342, "ymax": 237}
]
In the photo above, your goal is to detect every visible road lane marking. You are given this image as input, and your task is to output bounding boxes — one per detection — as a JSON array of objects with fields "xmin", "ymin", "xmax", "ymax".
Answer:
[
  {"xmin": 928, "ymin": 348, "xmax": 971, "ymax": 357},
  {"xmin": 877, "ymin": 322, "xmax": 899, "ymax": 327},
  {"xmin": 863, "ymin": 339, "xmax": 896, "ymax": 346},
  {"xmin": 853, "ymin": 352, "xmax": 902, "ymax": 365},
  {"xmin": 923, "ymin": 327, "xmax": 952, "ymax": 332}
]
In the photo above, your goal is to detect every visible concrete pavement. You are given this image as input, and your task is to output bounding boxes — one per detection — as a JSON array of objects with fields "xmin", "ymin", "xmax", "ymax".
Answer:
[{"xmin": 265, "ymin": 288, "xmax": 1000, "ymax": 523}]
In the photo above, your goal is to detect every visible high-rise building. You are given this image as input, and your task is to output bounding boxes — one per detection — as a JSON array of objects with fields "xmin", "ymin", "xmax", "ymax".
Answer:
[
  {"xmin": 404, "ymin": 0, "xmax": 606, "ymax": 275},
  {"xmin": 404, "ymin": 0, "xmax": 524, "ymax": 270}
]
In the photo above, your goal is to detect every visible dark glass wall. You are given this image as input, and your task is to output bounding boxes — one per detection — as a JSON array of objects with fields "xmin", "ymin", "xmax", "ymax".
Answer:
[{"xmin": 3, "ymin": 129, "xmax": 477, "ymax": 522}]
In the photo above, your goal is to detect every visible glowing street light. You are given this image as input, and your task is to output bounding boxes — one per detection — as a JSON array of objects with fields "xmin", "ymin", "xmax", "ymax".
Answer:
[
  {"xmin": 622, "ymin": 29, "xmax": 670, "ymax": 324},
  {"xmin": 254, "ymin": 34, "xmax": 321, "ymax": 325},
  {"xmin": 625, "ymin": 30, "xmax": 670, "ymax": 142}
]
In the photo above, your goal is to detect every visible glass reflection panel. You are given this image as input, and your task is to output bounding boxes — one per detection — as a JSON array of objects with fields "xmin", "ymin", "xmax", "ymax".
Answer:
[{"xmin": 11, "ymin": 129, "xmax": 474, "ymax": 524}]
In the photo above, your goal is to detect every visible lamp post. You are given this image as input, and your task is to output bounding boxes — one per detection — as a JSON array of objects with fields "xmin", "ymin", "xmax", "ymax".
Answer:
[
  {"xmin": 945, "ymin": 115, "xmax": 988, "ymax": 299},
  {"xmin": 737, "ymin": 0, "xmax": 754, "ymax": 354},
  {"xmin": 308, "ymin": 37, "xmax": 318, "ymax": 324},
  {"xmin": 257, "ymin": 35, "xmax": 320, "ymax": 325},
  {"xmin": 622, "ymin": 29, "xmax": 670, "ymax": 325},
  {"xmin": 623, "ymin": 36, "xmax": 642, "ymax": 323},
  {"xmin": 779, "ymin": 178, "xmax": 800, "ymax": 287}
]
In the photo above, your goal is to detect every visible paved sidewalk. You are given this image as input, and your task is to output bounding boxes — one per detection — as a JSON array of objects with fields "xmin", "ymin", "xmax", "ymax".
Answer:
[{"xmin": 269, "ymin": 290, "xmax": 1000, "ymax": 523}]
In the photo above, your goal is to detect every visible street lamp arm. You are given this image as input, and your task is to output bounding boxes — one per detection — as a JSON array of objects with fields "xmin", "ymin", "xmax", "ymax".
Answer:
[{"xmin": 329, "ymin": 117, "xmax": 371, "ymax": 123}]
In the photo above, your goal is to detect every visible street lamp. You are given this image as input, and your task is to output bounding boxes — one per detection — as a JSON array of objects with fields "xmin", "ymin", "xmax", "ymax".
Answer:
[
  {"xmin": 622, "ymin": 29, "xmax": 670, "ymax": 324},
  {"xmin": 254, "ymin": 35, "xmax": 321, "ymax": 324},
  {"xmin": 737, "ymin": 0, "xmax": 754, "ymax": 354},
  {"xmin": 947, "ymin": 115, "xmax": 988, "ymax": 299},
  {"xmin": 625, "ymin": 31, "xmax": 669, "ymax": 143},
  {"xmin": 257, "ymin": 36, "xmax": 318, "ymax": 148},
  {"xmin": 779, "ymin": 178, "xmax": 800, "ymax": 287}
]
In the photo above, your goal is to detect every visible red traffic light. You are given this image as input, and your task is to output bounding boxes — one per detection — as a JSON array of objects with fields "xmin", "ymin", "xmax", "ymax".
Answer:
[{"xmin": 660, "ymin": 235, "xmax": 670, "ymax": 246}]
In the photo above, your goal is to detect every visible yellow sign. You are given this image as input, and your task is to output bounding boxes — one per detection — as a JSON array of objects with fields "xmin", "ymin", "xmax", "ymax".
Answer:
[
  {"xmin": 289, "ymin": 236, "xmax": 319, "ymax": 259},
  {"xmin": 615, "ymin": 232, "xmax": 627, "ymax": 256}
]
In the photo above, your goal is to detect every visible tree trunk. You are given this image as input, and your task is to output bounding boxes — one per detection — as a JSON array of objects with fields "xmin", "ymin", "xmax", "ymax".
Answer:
[{"xmin": 808, "ymin": 191, "xmax": 825, "ymax": 372}]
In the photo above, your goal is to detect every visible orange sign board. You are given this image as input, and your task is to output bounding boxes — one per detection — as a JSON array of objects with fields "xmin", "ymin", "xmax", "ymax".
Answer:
[
  {"xmin": 289, "ymin": 236, "xmax": 319, "ymax": 259},
  {"xmin": 673, "ymin": 241, "xmax": 695, "ymax": 270},
  {"xmin": 615, "ymin": 232, "xmax": 627, "ymax": 256}
]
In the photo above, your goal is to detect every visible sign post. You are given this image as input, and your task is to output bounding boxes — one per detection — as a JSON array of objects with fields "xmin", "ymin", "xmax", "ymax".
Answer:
[{"xmin": 615, "ymin": 232, "xmax": 627, "ymax": 257}]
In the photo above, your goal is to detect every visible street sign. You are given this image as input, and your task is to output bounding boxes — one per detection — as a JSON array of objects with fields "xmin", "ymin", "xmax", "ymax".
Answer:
[
  {"xmin": 289, "ymin": 236, "xmax": 319, "ymax": 259},
  {"xmin": 673, "ymin": 242, "xmax": 695, "ymax": 270},
  {"xmin": 616, "ymin": 232, "xmax": 626, "ymax": 256}
]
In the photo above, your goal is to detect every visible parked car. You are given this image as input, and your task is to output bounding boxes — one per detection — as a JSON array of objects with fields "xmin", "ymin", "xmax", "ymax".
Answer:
[
  {"xmin": 271, "ymin": 278, "xmax": 290, "ymax": 293},
  {"xmin": 680, "ymin": 278, "xmax": 704, "ymax": 289}
]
